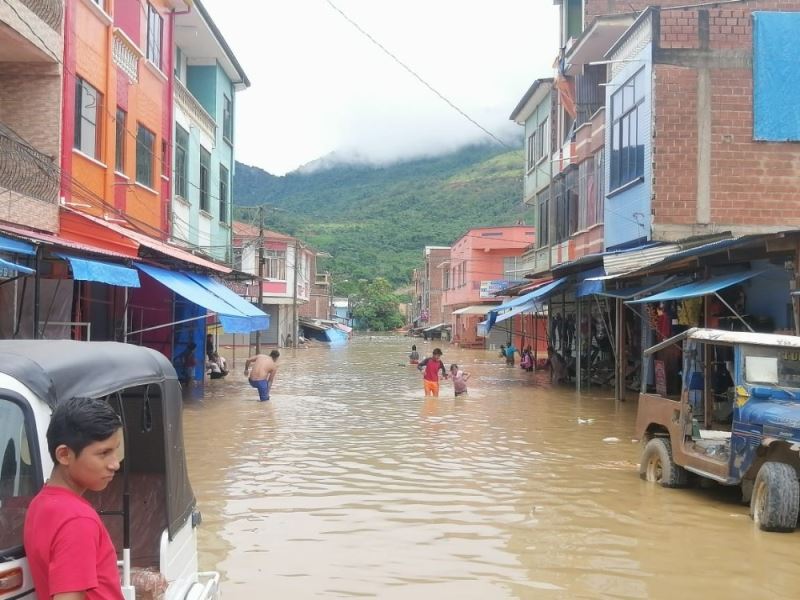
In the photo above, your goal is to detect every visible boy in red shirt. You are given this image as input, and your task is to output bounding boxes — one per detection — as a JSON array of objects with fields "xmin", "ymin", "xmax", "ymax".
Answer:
[
  {"xmin": 24, "ymin": 396, "xmax": 124, "ymax": 600},
  {"xmin": 417, "ymin": 347, "xmax": 448, "ymax": 397}
]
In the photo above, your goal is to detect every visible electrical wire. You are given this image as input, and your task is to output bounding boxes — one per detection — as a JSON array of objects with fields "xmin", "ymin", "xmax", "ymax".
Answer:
[{"xmin": 325, "ymin": 0, "xmax": 512, "ymax": 150}]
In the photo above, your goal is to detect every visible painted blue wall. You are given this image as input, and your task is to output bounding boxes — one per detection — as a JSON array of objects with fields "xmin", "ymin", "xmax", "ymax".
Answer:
[
  {"xmin": 604, "ymin": 43, "xmax": 652, "ymax": 251},
  {"xmin": 186, "ymin": 66, "xmax": 217, "ymax": 116}
]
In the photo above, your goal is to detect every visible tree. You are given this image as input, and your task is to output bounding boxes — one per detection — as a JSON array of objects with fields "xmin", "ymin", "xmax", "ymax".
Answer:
[{"xmin": 350, "ymin": 278, "xmax": 405, "ymax": 331}]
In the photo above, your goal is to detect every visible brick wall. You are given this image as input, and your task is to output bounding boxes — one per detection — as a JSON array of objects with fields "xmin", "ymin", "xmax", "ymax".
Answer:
[
  {"xmin": 652, "ymin": 1, "xmax": 800, "ymax": 238},
  {"xmin": 585, "ymin": 0, "xmax": 687, "ymax": 23}
]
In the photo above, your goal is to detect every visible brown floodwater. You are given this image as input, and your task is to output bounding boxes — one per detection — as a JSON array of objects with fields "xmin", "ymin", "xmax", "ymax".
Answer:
[{"xmin": 182, "ymin": 336, "xmax": 800, "ymax": 599}]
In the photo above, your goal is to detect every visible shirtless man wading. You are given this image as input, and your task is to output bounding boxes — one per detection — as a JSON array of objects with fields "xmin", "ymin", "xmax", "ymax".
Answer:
[{"xmin": 244, "ymin": 350, "xmax": 280, "ymax": 401}]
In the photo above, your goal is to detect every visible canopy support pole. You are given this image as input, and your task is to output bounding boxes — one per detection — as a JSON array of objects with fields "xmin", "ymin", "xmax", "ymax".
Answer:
[
  {"xmin": 713, "ymin": 292, "xmax": 754, "ymax": 333},
  {"xmin": 127, "ymin": 314, "xmax": 210, "ymax": 337}
]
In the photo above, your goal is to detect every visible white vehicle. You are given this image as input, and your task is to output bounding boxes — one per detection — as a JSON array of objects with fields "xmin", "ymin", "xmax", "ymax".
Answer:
[{"xmin": 0, "ymin": 341, "xmax": 219, "ymax": 600}]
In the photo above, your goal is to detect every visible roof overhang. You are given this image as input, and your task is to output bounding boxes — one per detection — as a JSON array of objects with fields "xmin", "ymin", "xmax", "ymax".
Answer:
[
  {"xmin": 565, "ymin": 14, "xmax": 636, "ymax": 76},
  {"xmin": 510, "ymin": 78, "xmax": 554, "ymax": 124},
  {"xmin": 175, "ymin": 0, "xmax": 250, "ymax": 89}
]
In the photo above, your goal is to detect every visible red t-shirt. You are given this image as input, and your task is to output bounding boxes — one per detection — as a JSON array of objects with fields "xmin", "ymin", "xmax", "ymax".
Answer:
[
  {"xmin": 24, "ymin": 485, "xmax": 123, "ymax": 600},
  {"xmin": 421, "ymin": 357, "xmax": 446, "ymax": 382}
]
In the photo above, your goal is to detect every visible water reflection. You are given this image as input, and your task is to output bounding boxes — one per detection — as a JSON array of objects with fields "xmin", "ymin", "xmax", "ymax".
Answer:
[{"xmin": 182, "ymin": 336, "xmax": 800, "ymax": 599}]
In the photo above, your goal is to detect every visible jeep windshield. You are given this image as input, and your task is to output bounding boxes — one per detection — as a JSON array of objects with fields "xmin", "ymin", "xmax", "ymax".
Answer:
[{"xmin": 742, "ymin": 344, "xmax": 800, "ymax": 389}]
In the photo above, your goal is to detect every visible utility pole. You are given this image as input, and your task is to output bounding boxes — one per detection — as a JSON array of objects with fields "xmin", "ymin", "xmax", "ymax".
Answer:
[
  {"xmin": 255, "ymin": 205, "xmax": 264, "ymax": 354},
  {"xmin": 292, "ymin": 237, "xmax": 299, "ymax": 349}
]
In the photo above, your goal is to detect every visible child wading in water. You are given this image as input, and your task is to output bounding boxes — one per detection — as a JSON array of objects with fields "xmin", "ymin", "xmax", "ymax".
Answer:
[
  {"xmin": 450, "ymin": 364, "xmax": 470, "ymax": 397},
  {"xmin": 409, "ymin": 344, "xmax": 420, "ymax": 364}
]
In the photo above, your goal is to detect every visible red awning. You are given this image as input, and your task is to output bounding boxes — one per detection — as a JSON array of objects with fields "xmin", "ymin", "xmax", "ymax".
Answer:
[
  {"xmin": 63, "ymin": 208, "xmax": 232, "ymax": 273},
  {"xmin": 0, "ymin": 222, "xmax": 137, "ymax": 259}
]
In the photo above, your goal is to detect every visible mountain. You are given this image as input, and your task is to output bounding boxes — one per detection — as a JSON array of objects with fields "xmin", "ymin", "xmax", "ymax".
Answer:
[{"xmin": 232, "ymin": 143, "xmax": 532, "ymax": 287}]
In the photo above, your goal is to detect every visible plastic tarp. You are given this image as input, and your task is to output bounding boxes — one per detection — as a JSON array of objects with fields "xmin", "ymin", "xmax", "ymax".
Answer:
[
  {"xmin": 575, "ymin": 267, "xmax": 606, "ymax": 298},
  {"xmin": 187, "ymin": 273, "xmax": 270, "ymax": 333},
  {"xmin": 627, "ymin": 269, "xmax": 768, "ymax": 304},
  {"xmin": 0, "ymin": 234, "xmax": 35, "ymax": 256},
  {"xmin": 753, "ymin": 12, "xmax": 800, "ymax": 141},
  {"xmin": 493, "ymin": 300, "xmax": 542, "ymax": 325},
  {"xmin": 56, "ymin": 253, "xmax": 140, "ymax": 287},
  {"xmin": 0, "ymin": 257, "xmax": 34, "ymax": 274},
  {"xmin": 323, "ymin": 326, "xmax": 349, "ymax": 345},
  {"xmin": 483, "ymin": 277, "xmax": 566, "ymax": 332},
  {"xmin": 135, "ymin": 263, "xmax": 256, "ymax": 333}
]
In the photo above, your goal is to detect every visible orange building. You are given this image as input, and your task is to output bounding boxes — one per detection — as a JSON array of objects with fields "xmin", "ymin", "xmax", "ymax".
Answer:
[{"xmin": 61, "ymin": 0, "xmax": 188, "ymax": 237}]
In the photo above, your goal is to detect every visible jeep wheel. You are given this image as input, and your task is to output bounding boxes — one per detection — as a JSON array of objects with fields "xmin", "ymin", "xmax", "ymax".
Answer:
[
  {"xmin": 639, "ymin": 438, "xmax": 688, "ymax": 488},
  {"xmin": 750, "ymin": 462, "xmax": 799, "ymax": 532}
]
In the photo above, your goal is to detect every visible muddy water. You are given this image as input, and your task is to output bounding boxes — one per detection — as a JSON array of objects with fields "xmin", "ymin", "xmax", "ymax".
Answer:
[{"xmin": 182, "ymin": 336, "xmax": 800, "ymax": 599}]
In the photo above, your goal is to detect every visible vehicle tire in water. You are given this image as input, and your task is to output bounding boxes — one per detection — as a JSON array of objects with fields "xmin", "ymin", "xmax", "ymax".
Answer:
[
  {"xmin": 750, "ymin": 461, "xmax": 799, "ymax": 533},
  {"xmin": 639, "ymin": 437, "xmax": 688, "ymax": 488}
]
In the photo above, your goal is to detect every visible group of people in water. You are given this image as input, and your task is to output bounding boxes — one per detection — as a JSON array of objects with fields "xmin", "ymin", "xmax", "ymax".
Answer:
[
  {"xmin": 498, "ymin": 342, "xmax": 535, "ymax": 371},
  {"xmin": 409, "ymin": 344, "xmax": 470, "ymax": 397}
]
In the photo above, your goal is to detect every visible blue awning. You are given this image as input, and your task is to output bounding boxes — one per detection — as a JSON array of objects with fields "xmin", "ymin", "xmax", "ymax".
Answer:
[
  {"xmin": 136, "ymin": 263, "xmax": 259, "ymax": 333},
  {"xmin": 576, "ymin": 267, "xmax": 606, "ymax": 298},
  {"xmin": 0, "ymin": 257, "xmax": 34, "ymax": 275},
  {"xmin": 187, "ymin": 273, "xmax": 270, "ymax": 333},
  {"xmin": 56, "ymin": 253, "xmax": 140, "ymax": 287},
  {"xmin": 323, "ymin": 326, "xmax": 349, "ymax": 345},
  {"xmin": 484, "ymin": 277, "xmax": 567, "ymax": 331},
  {"xmin": 627, "ymin": 270, "xmax": 769, "ymax": 304},
  {"xmin": 0, "ymin": 234, "xmax": 35, "ymax": 256}
]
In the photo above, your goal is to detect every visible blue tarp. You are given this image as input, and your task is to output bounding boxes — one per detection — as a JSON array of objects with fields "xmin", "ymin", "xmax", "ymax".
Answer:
[
  {"xmin": 323, "ymin": 326, "xmax": 349, "ymax": 345},
  {"xmin": 483, "ymin": 277, "xmax": 567, "ymax": 332},
  {"xmin": 0, "ymin": 234, "xmax": 35, "ymax": 256},
  {"xmin": 187, "ymin": 273, "xmax": 270, "ymax": 333},
  {"xmin": 136, "ymin": 263, "xmax": 261, "ymax": 333},
  {"xmin": 575, "ymin": 267, "xmax": 606, "ymax": 298},
  {"xmin": 493, "ymin": 300, "xmax": 539, "ymax": 325},
  {"xmin": 753, "ymin": 12, "xmax": 800, "ymax": 141},
  {"xmin": 0, "ymin": 257, "xmax": 34, "ymax": 275},
  {"xmin": 627, "ymin": 270, "xmax": 769, "ymax": 304},
  {"xmin": 56, "ymin": 253, "xmax": 140, "ymax": 287}
]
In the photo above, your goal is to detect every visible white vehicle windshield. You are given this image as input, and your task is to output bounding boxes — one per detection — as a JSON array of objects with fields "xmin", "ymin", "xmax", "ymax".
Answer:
[{"xmin": 743, "ymin": 345, "xmax": 800, "ymax": 389}]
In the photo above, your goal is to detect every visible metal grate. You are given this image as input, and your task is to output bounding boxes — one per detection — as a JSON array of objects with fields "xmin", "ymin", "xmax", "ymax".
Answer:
[
  {"xmin": 18, "ymin": 0, "xmax": 62, "ymax": 31},
  {"xmin": 0, "ymin": 122, "xmax": 59, "ymax": 204}
]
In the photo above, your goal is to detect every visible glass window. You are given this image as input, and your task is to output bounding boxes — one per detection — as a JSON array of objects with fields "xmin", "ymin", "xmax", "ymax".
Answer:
[
  {"xmin": 610, "ymin": 68, "xmax": 646, "ymax": 190},
  {"xmin": 114, "ymin": 107, "xmax": 126, "ymax": 173},
  {"xmin": 265, "ymin": 249, "xmax": 286, "ymax": 280},
  {"xmin": 0, "ymin": 399, "xmax": 38, "ymax": 557},
  {"xmin": 223, "ymin": 96, "xmax": 233, "ymax": 142},
  {"xmin": 146, "ymin": 4, "xmax": 163, "ymax": 70},
  {"xmin": 537, "ymin": 188, "xmax": 549, "ymax": 248},
  {"xmin": 74, "ymin": 78, "xmax": 102, "ymax": 159},
  {"xmin": 135, "ymin": 124, "xmax": 155, "ymax": 187},
  {"xmin": 219, "ymin": 164, "xmax": 229, "ymax": 223},
  {"xmin": 175, "ymin": 125, "xmax": 188, "ymax": 198},
  {"xmin": 199, "ymin": 147, "xmax": 210, "ymax": 212},
  {"xmin": 527, "ymin": 132, "xmax": 535, "ymax": 170}
]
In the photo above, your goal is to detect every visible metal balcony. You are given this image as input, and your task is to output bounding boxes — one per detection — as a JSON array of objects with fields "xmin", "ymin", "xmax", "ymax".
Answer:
[
  {"xmin": 18, "ymin": 0, "xmax": 62, "ymax": 31},
  {"xmin": 0, "ymin": 122, "xmax": 58, "ymax": 204}
]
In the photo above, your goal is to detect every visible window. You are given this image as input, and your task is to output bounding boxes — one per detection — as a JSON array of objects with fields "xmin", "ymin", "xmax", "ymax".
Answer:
[
  {"xmin": 174, "ymin": 46, "xmax": 182, "ymax": 81},
  {"xmin": 503, "ymin": 257, "xmax": 517, "ymax": 280},
  {"xmin": 219, "ymin": 164, "xmax": 229, "ymax": 223},
  {"xmin": 223, "ymin": 96, "xmax": 233, "ymax": 142},
  {"xmin": 175, "ymin": 125, "xmax": 188, "ymax": 198},
  {"xmin": 594, "ymin": 149, "xmax": 605, "ymax": 225},
  {"xmin": 527, "ymin": 132, "xmax": 536, "ymax": 171},
  {"xmin": 442, "ymin": 269, "xmax": 450, "ymax": 291},
  {"xmin": 537, "ymin": 188, "xmax": 549, "ymax": 248},
  {"xmin": 610, "ymin": 68, "xmax": 646, "ymax": 190},
  {"xmin": 161, "ymin": 140, "xmax": 168, "ymax": 177},
  {"xmin": 0, "ymin": 399, "xmax": 38, "ymax": 557},
  {"xmin": 265, "ymin": 249, "xmax": 286, "ymax": 280},
  {"xmin": 135, "ymin": 124, "xmax": 155, "ymax": 187},
  {"xmin": 536, "ymin": 118, "xmax": 548, "ymax": 163},
  {"xmin": 114, "ymin": 107, "xmax": 126, "ymax": 173},
  {"xmin": 199, "ymin": 147, "xmax": 210, "ymax": 212},
  {"xmin": 146, "ymin": 4, "xmax": 163, "ymax": 70},
  {"xmin": 74, "ymin": 77, "xmax": 102, "ymax": 159}
]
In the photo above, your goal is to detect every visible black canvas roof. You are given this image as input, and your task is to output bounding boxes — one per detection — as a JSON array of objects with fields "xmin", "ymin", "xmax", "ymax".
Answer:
[{"xmin": 0, "ymin": 340, "xmax": 175, "ymax": 407}]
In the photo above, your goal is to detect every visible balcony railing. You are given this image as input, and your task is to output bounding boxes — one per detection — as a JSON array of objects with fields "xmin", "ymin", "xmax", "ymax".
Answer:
[
  {"xmin": 174, "ymin": 78, "xmax": 216, "ymax": 142},
  {"xmin": 113, "ymin": 29, "xmax": 140, "ymax": 82},
  {"xmin": 0, "ymin": 122, "xmax": 58, "ymax": 204},
  {"xmin": 18, "ymin": 0, "xmax": 62, "ymax": 31}
]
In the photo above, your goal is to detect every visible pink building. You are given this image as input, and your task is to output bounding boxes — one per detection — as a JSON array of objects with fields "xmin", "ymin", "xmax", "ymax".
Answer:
[{"xmin": 443, "ymin": 226, "xmax": 535, "ymax": 347}]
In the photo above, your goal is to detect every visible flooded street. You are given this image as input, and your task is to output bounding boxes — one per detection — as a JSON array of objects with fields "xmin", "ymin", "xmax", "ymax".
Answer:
[{"xmin": 182, "ymin": 336, "xmax": 800, "ymax": 599}]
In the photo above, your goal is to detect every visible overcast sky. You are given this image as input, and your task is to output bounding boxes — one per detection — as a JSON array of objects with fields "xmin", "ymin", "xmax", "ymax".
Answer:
[{"xmin": 200, "ymin": 0, "xmax": 560, "ymax": 175}]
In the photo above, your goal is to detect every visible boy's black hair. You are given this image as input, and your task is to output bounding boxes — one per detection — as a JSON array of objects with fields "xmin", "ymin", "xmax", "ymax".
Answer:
[
  {"xmin": 47, "ymin": 396, "xmax": 122, "ymax": 462},
  {"xmin": 450, "ymin": 363, "xmax": 458, "ymax": 370},
  {"xmin": 270, "ymin": 350, "xmax": 280, "ymax": 359},
  {"xmin": 433, "ymin": 348, "xmax": 442, "ymax": 355}
]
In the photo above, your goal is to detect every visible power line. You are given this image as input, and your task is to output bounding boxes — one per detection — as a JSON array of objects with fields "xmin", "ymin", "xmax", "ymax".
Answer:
[{"xmin": 325, "ymin": 0, "xmax": 512, "ymax": 150}]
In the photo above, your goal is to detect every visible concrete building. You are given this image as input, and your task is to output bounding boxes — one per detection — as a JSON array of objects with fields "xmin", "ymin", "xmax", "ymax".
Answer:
[
  {"xmin": 0, "ymin": 0, "xmax": 63, "ymax": 233},
  {"xmin": 411, "ymin": 246, "xmax": 450, "ymax": 328},
  {"xmin": 171, "ymin": 0, "xmax": 249, "ymax": 263},
  {"xmin": 442, "ymin": 226, "xmax": 534, "ymax": 347}
]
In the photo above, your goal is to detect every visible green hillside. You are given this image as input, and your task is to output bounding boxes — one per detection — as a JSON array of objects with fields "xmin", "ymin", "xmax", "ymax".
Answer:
[{"xmin": 233, "ymin": 144, "xmax": 531, "ymax": 287}]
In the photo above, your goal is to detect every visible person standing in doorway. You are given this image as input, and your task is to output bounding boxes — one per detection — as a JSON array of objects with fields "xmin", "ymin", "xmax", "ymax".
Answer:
[
  {"xmin": 24, "ymin": 396, "xmax": 124, "ymax": 600},
  {"xmin": 245, "ymin": 350, "xmax": 280, "ymax": 402},
  {"xmin": 418, "ymin": 348, "xmax": 447, "ymax": 397}
]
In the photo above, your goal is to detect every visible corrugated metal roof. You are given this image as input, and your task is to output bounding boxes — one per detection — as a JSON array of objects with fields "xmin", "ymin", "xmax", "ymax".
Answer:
[{"xmin": 603, "ymin": 243, "xmax": 680, "ymax": 275}]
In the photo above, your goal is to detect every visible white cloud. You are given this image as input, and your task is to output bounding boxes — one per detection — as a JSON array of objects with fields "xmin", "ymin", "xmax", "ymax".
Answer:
[{"xmin": 200, "ymin": 0, "xmax": 560, "ymax": 174}]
